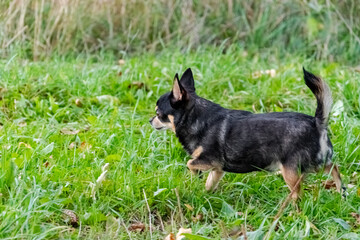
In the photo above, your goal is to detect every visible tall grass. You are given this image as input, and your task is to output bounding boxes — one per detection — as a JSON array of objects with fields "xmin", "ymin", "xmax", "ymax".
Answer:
[{"xmin": 0, "ymin": 0, "xmax": 359, "ymax": 62}]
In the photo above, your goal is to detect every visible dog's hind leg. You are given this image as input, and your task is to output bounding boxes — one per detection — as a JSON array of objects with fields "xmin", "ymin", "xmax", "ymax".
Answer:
[
  {"xmin": 324, "ymin": 162, "xmax": 344, "ymax": 193},
  {"xmin": 206, "ymin": 170, "xmax": 225, "ymax": 191},
  {"xmin": 280, "ymin": 164, "xmax": 302, "ymax": 200}
]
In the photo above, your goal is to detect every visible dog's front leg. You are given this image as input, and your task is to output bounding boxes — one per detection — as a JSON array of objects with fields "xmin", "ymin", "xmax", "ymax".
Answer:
[
  {"xmin": 187, "ymin": 146, "xmax": 209, "ymax": 175},
  {"xmin": 205, "ymin": 170, "xmax": 225, "ymax": 191},
  {"xmin": 186, "ymin": 158, "xmax": 212, "ymax": 175},
  {"xmin": 186, "ymin": 159, "xmax": 224, "ymax": 191}
]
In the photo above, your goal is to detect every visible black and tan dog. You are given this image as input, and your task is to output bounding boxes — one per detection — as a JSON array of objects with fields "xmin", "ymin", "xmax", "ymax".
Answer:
[{"xmin": 150, "ymin": 68, "xmax": 343, "ymax": 199}]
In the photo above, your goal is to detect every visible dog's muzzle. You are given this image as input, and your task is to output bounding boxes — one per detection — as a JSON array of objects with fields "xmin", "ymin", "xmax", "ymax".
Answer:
[{"xmin": 149, "ymin": 116, "xmax": 155, "ymax": 124}]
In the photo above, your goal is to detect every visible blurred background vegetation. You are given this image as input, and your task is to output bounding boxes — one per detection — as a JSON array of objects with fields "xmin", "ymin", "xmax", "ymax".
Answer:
[{"xmin": 0, "ymin": 0, "xmax": 359, "ymax": 63}]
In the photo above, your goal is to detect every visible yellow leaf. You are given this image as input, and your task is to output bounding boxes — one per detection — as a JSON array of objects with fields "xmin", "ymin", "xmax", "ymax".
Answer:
[{"xmin": 184, "ymin": 204, "xmax": 194, "ymax": 211}]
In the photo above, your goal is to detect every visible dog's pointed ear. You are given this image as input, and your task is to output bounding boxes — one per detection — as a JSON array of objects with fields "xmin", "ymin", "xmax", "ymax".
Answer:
[
  {"xmin": 180, "ymin": 68, "xmax": 195, "ymax": 93},
  {"xmin": 171, "ymin": 73, "xmax": 185, "ymax": 103}
]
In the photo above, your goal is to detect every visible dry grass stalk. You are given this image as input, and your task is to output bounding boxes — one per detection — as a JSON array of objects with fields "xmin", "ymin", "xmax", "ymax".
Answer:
[{"xmin": 0, "ymin": 1, "xmax": 358, "ymax": 60}]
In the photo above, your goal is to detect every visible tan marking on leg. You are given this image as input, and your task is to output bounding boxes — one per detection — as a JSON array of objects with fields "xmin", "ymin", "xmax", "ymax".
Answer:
[
  {"xmin": 280, "ymin": 165, "xmax": 302, "ymax": 200},
  {"xmin": 186, "ymin": 159, "xmax": 199, "ymax": 175},
  {"xmin": 186, "ymin": 158, "xmax": 213, "ymax": 173},
  {"xmin": 155, "ymin": 106, "xmax": 158, "ymax": 111},
  {"xmin": 191, "ymin": 146, "xmax": 203, "ymax": 159},
  {"xmin": 167, "ymin": 114, "xmax": 176, "ymax": 132},
  {"xmin": 205, "ymin": 170, "xmax": 225, "ymax": 191},
  {"xmin": 324, "ymin": 163, "xmax": 342, "ymax": 193},
  {"xmin": 187, "ymin": 147, "xmax": 204, "ymax": 175}
]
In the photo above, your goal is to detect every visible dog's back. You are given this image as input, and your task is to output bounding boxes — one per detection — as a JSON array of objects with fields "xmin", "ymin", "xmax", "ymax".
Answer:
[
  {"xmin": 217, "ymin": 68, "xmax": 342, "ymax": 197},
  {"xmin": 222, "ymin": 111, "xmax": 330, "ymax": 173},
  {"xmin": 205, "ymin": 68, "xmax": 332, "ymax": 172}
]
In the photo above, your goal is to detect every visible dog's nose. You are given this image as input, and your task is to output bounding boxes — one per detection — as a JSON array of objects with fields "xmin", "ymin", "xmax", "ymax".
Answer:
[{"xmin": 149, "ymin": 117, "xmax": 154, "ymax": 124}]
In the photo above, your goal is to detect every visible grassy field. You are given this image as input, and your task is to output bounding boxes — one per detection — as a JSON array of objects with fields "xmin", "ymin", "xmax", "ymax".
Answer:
[{"xmin": 0, "ymin": 47, "xmax": 359, "ymax": 239}]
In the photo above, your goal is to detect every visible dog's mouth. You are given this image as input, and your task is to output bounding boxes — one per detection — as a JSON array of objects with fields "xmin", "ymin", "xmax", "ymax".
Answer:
[{"xmin": 150, "ymin": 116, "xmax": 168, "ymax": 131}]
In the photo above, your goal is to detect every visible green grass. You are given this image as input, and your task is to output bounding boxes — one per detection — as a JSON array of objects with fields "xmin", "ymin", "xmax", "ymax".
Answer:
[{"xmin": 0, "ymin": 47, "xmax": 360, "ymax": 239}]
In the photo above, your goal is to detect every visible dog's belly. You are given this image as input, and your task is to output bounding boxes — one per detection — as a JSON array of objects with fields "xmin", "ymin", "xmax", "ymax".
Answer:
[
  {"xmin": 264, "ymin": 161, "xmax": 281, "ymax": 171},
  {"xmin": 223, "ymin": 159, "xmax": 282, "ymax": 173},
  {"xmin": 222, "ymin": 141, "xmax": 283, "ymax": 173},
  {"xmin": 222, "ymin": 162, "xmax": 262, "ymax": 173}
]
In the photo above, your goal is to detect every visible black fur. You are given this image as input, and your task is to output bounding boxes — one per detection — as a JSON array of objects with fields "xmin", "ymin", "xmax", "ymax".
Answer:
[{"xmin": 150, "ymin": 68, "xmax": 342, "ymax": 193}]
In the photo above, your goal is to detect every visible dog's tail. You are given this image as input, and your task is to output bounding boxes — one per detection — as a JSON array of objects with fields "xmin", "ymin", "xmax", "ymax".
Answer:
[{"xmin": 303, "ymin": 67, "xmax": 332, "ymax": 129}]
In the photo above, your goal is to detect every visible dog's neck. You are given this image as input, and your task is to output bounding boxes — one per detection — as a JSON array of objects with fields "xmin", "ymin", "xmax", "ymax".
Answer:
[{"xmin": 175, "ymin": 96, "xmax": 224, "ymax": 154}]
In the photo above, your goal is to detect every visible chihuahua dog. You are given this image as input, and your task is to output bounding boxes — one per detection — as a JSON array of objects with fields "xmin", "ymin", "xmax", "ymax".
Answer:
[{"xmin": 150, "ymin": 68, "xmax": 343, "ymax": 199}]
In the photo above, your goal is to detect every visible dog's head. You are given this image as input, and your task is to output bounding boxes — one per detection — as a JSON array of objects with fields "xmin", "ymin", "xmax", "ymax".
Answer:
[{"xmin": 149, "ymin": 68, "xmax": 196, "ymax": 132}]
